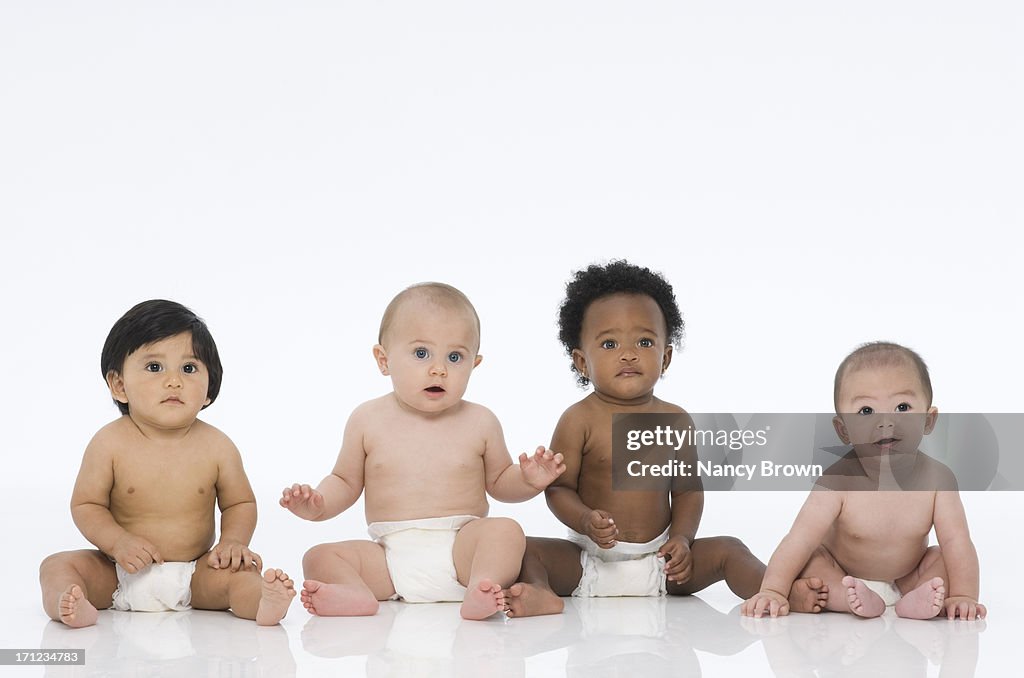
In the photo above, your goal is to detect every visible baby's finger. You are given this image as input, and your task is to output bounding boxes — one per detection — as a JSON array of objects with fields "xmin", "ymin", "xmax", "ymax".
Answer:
[
  {"xmin": 251, "ymin": 550, "xmax": 263, "ymax": 570},
  {"xmin": 769, "ymin": 599, "xmax": 781, "ymax": 618},
  {"xmin": 230, "ymin": 547, "xmax": 243, "ymax": 572}
]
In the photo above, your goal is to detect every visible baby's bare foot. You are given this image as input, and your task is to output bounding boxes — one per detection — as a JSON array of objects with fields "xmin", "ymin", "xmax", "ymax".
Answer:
[
  {"xmin": 256, "ymin": 569, "xmax": 296, "ymax": 626},
  {"xmin": 789, "ymin": 577, "xmax": 829, "ymax": 613},
  {"xmin": 895, "ymin": 577, "xmax": 945, "ymax": 620},
  {"xmin": 842, "ymin": 576, "xmax": 885, "ymax": 618},
  {"xmin": 505, "ymin": 583, "xmax": 564, "ymax": 619},
  {"xmin": 58, "ymin": 585, "xmax": 98, "ymax": 628},
  {"xmin": 461, "ymin": 579, "xmax": 506, "ymax": 620},
  {"xmin": 301, "ymin": 579, "xmax": 379, "ymax": 617}
]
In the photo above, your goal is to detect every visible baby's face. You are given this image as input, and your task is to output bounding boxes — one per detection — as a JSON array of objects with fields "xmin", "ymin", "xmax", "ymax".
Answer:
[
  {"xmin": 833, "ymin": 362, "xmax": 937, "ymax": 454},
  {"xmin": 107, "ymin": 332, "xmax": 211, "ymax": 431},
  {"xmin": 573, "ymin": 293, "xmax": 672, "ymax": 405},
  {"xmin": 375, "ymin": 301, "xmax": 481, "ymax": 414}
]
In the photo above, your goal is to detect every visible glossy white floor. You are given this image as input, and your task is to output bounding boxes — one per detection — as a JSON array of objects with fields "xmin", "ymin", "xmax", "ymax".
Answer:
[{"xmin": 3, "ymin": 494, "xmax": 1020, "ymax": 678}]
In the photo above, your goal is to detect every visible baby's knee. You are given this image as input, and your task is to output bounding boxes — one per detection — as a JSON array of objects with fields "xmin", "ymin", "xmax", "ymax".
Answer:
[
  {"xmin": 485, "ymin": 517, "xmax": 526, "ymax": 545},
  {"xmin": 302, "ymin": 543, "xmax": 334, "ymax": 571},
  {"xmin": 39, "ymin": 550, "xmax": 79, "ymax": 577}
]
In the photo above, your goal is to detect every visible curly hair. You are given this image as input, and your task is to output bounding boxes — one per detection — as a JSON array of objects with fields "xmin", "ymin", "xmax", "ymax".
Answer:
[{"xmin": 558, "ymin": 260, "xmax": 684, "ymax": 387}]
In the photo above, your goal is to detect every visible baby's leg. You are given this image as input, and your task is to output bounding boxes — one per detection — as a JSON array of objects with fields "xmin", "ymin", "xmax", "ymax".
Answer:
[
  {"xmin": 190, "ymin": 558, "xmax": 296, "ymax": 625},
  {"xmin": 39, "ymin": 550, "xmax": 117, "ymax": 628},
  {"xmin": 506, "ymin": 537, "xmax": 580, "ymax": 618},
  {"xmin": 453, "ymin": 517, "xmax": 525, "ymax": 620},
  {"xmin": 668, "ymin": 536, "xmax": 766, "ymax": 599},
  {"xmin": 793, "ymin": 546, "xmax": 856, "ymax": 615},
  {"xmin": 893, "ymin": 546, "xmax": 947, "ymax": 620},
  {"xmin": 301, "ymin": 540, "xmax": 394, "ymax": 616}
]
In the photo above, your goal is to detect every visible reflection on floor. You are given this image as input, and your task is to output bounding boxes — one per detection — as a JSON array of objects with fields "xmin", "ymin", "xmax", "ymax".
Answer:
[{"xmin": 36, "ymin": 594, "xmax": 985, "ymax": 677}]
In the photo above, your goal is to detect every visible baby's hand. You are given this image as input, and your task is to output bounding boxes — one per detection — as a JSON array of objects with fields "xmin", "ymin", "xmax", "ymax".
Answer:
[
  {"xmin": 943, "ymin": 596, "xmax": 986, "ymax": 621},
  {"xmin": 112, "ymin": 533, "xmax": 163, "ymax": 574},
  {"xmin": 583, "ymin": 509, "xmax": 619, "ymax": 549},
  {"xmin": 741, "ymin": 590, "xmax": 790, "ymax": 618},
  {"xmin": 520, "ymin": 446, "xmax": 566, "ymax": 491},
  {"xmin": 208, "ymin": 542, "xmax": 262, "ymax": 572},
  {"xmin": 280, "ymin": 483, "xmax": 326, "ymax": 521},
  {"xmin": 658, "ymin": 536, "xmax": 693, "ymax": 584}
]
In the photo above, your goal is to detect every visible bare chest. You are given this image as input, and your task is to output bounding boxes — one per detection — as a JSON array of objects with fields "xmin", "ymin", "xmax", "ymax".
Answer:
[{"xmin": 110, "ymin": 450, "xmax": 218, "ymax": 513}]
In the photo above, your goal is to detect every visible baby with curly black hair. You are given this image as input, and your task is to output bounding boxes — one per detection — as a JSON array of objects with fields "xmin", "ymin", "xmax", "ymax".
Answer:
[{"xmin": 505, "ymin": 260, "xmax": 765, "ymax": 617}]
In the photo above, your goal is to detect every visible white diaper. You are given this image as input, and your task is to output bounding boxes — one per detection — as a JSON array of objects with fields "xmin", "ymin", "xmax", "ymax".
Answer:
[
  {"xmin": 568, "ymin": 528, "xmax": 669, "ymax": 597},
  {"xmin": 112, "ymin": 561, "xmax": 197, "ymax": 612},
  {"xmin": 368, "ymin": 515, "xmax": 478, "ymax": 603},
  {"xmin": 861, "ymin": 578, "xmax": 902, "ymax": 607}
]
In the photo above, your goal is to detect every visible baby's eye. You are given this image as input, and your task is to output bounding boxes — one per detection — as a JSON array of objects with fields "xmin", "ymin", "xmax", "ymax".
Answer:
[
  {"xmin": 182, "ymin": 363, "xmax": 199, "ymax": 374},
  {"xmin": 601, "ymin": 340, "xmax": 617, "ymax": 350},
  {"xmin": 414, "ymin": 348, "xmax": 429, "ymax": 360},
  {"xmin": 638, "ymin": 338, "xmax": 654, "ymax": 348},
  {"xmin": 145, "ymin": 362, "xmax": 163, "ymax": 373},
  {"xmin": 857, "ymin": 406, "xmax": 874, "ymax": 415},
  {"xmin": 896, "ymin": 402, "xmax": 911, "ymax": 412},
  {"xmin": 447, "ymin": 352, "xmax": 463, "ymax": 364}
]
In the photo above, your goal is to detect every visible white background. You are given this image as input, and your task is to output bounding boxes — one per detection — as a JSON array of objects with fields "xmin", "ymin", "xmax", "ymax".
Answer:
[{"xmin": 1, "ymin": 1, "xmax": 1021, "ymax": 673}]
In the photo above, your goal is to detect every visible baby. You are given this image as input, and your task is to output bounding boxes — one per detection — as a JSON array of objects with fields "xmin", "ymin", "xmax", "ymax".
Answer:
[
  {"xmin": 280, "ymin": 283, "xmax": 565, "ymax": 620},
  {"xmin": 39, "ymin": 300, "xmax": 295, "ymax": 628},
  {"xmin": 507, "ymin": 261, "xmax": 765, "ymax": 617},
  {"xmin": 742, "ymin": 341, "xmax": 985, "ymax": 620}
]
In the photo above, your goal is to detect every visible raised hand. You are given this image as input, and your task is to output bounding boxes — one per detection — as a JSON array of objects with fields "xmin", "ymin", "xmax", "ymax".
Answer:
[
  {"xmin": 520, "ymin": 446, "xmax": 566, "ymax": 490},
  {"xmin": 279, "ymin": 483, "xmax": 326, "ymax": 521}
]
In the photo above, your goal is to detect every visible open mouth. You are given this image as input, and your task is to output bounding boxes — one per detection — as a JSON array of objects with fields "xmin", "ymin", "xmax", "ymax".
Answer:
[
  {"xmin": 425, "ymin": 387, "xmax": 446, "ymax": 394},
  {"xmin": 875, "ymin": 437, "xmax": 899, "ymax": 446}
]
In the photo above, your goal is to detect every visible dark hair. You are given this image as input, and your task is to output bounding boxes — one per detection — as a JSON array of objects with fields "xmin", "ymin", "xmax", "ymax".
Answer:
[
  {"xmin": 833, "ymin": 341, "xmax": 933, "ymax": 410},
  {"xmin": 558, "ymin": 260, "xmax": 684, "ymax": 386},
  {"xmin": 101, "ymin": 300, "xmax": 223, "ymax": 415}
]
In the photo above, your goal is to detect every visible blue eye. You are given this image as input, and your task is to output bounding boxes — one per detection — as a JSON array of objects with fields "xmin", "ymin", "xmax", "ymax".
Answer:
[
  {"xmin": 638, "ymin": 338, "xmax": 654, "ymax": 348},
  {"xmin": 146, "ymin": 363, "xmax": 163, "ymax": 373},
  {"xmin": 448, "ymin": 352, "xmax": 462, "ymax": 364},
  {"xmin": 896, "ymin": 403, "xmax": 911, "ymax": 412},
  {"xmin": 858, "ymin": 406, "xmax": 874, "ymax": 415},
  {"xmin": 601, "ymin": 340, "xmax": 617, "ymax": 350},
  {"xmin": 414, "ymin": 348, "xmax": 428, "ymax": 360}
]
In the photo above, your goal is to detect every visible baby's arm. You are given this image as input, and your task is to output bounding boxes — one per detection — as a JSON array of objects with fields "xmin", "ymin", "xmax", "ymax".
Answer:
[
  {"xmin": 280, "ymin": 406, "xmax": 368, "ymax": 521},
  {"xmin": 70, "ymin": 433, "xmax": 163, "ymax": 573},
  {"xmin": 544, "ymin": 407, "xmax": 618, "ymax": 547},
  {"xmin": 933, "ymin": 490, "xmax": 985, "ymax": 620},
  {"xmin": 742, "ymin": 489, "xmax": 843, "ymax": 617},
  {"xmin": 661, "ymin": 434, "xmax": 703, "ymax": 584},
  {"xmin": 482, "ymin": 409, "xmax": 565, "ymax": 502},
  {"xmin": 209, "ymin": 437, "xmax": 260, "ymax": 571}
]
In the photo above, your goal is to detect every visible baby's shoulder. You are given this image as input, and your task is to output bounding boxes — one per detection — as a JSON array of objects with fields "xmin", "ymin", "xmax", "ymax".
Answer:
[
  {"xmin": 455, "ymin": 400, "xmax": 500, "ymax": 427},
  {"xmin": 649, "ymin": 396, "xmax": 688, "ymax": 417}
]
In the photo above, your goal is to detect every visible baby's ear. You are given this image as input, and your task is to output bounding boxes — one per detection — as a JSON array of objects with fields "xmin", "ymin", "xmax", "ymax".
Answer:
[
  {"xmin": 372, "ymin": 345, "xmax": 389, "ymax": 375},
  {"xmin": 106, "ymin": 370, "xmax": 128, "ymax": 404},
  {"xmin": 661, "ymin": 345, "xmax": 674, "ymax": 375},
  {"xmin": 571, "ymin": 349, "xmax": 587, "ymax": 380},
  {"xmin": 473, "ymin": 354, "xmax": 483, "ymax": 368},
  {"xmin": 924, "ymin": 406, "xmax": 939, "ymax": 434},
  {"xmin": 832, "ymin": 415, "xmax": 850, "ymax": 445}
]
